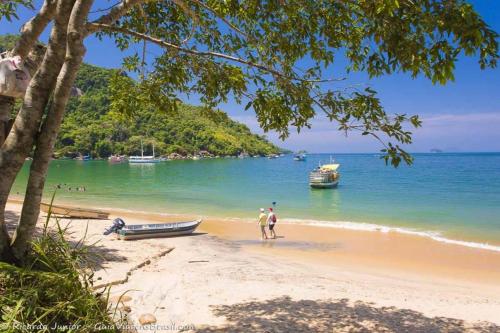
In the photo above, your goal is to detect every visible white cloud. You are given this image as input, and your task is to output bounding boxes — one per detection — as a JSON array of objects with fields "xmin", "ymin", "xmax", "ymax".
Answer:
[{"xmin": 233, "ymin": 112, "xmax": 500, "ymax": 153}]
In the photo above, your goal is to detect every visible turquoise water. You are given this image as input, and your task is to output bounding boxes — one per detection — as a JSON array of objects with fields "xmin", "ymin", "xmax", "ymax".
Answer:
[{"xmin": 12, "ymin": 153, "xmax": 500, "ymax": 248}]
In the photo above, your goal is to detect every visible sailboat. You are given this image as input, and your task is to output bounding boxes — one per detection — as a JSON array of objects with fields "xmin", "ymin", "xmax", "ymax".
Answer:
[{"xmin": 129, "ymin": 140, "xmax": 160, "ymax": 163}]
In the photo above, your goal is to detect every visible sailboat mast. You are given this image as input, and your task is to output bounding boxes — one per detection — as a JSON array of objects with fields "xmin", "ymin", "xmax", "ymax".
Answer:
[
  {"xmin": 141, "ymin": 140, "xmax": 144, "ymax": 159},
  {"xmin": 153, "ymin": 143, "xmax": 155, "ymax": 158}
]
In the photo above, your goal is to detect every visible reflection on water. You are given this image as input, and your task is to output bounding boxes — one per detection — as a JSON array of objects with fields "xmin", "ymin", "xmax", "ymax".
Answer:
[{"xmin": 308, "ymin": 187, "xmax": 342, "ymax": 215}]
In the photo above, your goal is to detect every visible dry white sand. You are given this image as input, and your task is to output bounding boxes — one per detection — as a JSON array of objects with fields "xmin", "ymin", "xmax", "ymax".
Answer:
[{"xmin": 5, "ymin": 202, "xmax": 500, "ymax": 332}]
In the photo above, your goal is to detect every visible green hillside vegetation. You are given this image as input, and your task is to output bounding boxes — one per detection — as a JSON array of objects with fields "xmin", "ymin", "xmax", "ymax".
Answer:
[
  {"xmin": 1, "ymin": 35, "xmax": 280, "ymax": 158},
  {"xmin": 60, "ymin": 64, "xmax": 281, "ymax": 158}
]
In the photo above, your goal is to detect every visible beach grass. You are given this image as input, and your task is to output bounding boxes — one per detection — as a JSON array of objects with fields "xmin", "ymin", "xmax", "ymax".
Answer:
[{"xmin": 0, "ymin": 209, "xmax": 122, "ymax": 332}]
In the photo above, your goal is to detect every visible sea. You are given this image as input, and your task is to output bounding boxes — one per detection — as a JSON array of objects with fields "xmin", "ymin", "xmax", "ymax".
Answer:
[{"xmin": 11, "ymin": 153, "xmax": 500, "ymax": 251}]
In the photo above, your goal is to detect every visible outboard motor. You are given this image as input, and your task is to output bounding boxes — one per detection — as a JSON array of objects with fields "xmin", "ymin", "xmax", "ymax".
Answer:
[{"xmin": 103, "ymin": 218, "xmax": 126, "ymax": 235}]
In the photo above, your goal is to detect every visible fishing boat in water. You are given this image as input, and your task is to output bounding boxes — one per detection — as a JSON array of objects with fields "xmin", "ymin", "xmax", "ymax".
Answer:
[
  {"xmin": 103, "ymin": 218, "xmax": 202, "ymax": 240},
  {"xmin": 309, "ymin": 161, "xmax": 340, "ymax": 189},
  {"xmin": 108, "ymin": 155, "xmax": 126, "ymax": 163},
  {"xmin": 75, "ymin": 154, "xmax": 91, "ymax": 161},
  {"xmin": 40, "ymin": 203, "xmax": 110, "ymax": 219}
]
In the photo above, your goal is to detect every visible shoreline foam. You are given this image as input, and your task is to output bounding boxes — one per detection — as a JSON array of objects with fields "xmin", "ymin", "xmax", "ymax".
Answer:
[
  {"xmin": 216, "ymin": 215, "xmax": 500, "ymax": 253},
  {"xmin": 8, "ymin": 196, "xmax": 500, "ymax": 253}
]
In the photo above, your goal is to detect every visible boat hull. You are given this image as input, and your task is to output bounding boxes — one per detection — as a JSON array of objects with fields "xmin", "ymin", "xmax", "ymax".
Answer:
[
  {"xmin": 310, "ymin": 181, "xmax": 339, "ymax": 189},
  {"xmin": 117, "ymin": 220, "xmax": 201, "ymax": 240},
  {"xmin": 309, "ymin": 169, "xmax": 340, "ymax": 189},
  {"xmin": 40, "ymin": 203, "xmax": 109, "ymax": 219},
  {"xmin": 128, "ymin": 160, "xmax": 161, "ymax": 163}
]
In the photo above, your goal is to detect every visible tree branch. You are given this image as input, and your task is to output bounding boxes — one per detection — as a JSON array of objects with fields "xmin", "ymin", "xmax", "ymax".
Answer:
[
  {"xmin": 86, "ymin": 0, "xmax": 148, "ymax": 35},
  {"xmin": 186, "ymin": 0, "xmax": 249, "ymax": 39},
  {"xmin": 88, "ymin": 23, "xmax": 343, "ymax": 83},
  {"xmin": 12, "ymin": 0, "xmax": 58, "ymax": 58}
]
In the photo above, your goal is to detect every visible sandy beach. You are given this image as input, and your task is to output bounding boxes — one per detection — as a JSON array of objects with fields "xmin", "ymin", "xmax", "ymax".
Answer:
[{"xmin": 5, "ymin": 200, "xmax": 500, "ymax": 332}]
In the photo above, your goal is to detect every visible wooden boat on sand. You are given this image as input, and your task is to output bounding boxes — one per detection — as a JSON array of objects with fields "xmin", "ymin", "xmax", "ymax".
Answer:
[
  {"xmin": 104, "ymin": 218, "xmax": 202, "ymax": 240},
  {"xmin": 40, "ymin": 203, "xmax": 110, "ymax": 219}
]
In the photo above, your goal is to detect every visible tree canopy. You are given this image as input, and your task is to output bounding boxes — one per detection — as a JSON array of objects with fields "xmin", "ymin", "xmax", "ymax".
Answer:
[{"xmin": 91, "ymin": 0, "xmax": 498, "ymax": 166}]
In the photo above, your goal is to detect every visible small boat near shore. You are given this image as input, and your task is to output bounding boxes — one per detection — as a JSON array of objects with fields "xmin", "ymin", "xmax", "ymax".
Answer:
[
  {"xmin": 75, "ymin": 154, "xmax": 91, "ymax": 161},
  {"xmin": 40, "ymin": 203, "xmax": 110, "ymax": 219},
  {"xmin": 108, "ymin": 155, "xmax": 126, "ymax": 163},
  {"xmin": 309, "ymin": 161, "xmax": 340, "ymax": 189},
  {"xmin": 104, "ymin": 218, "xmax": 202, "ymax": 240}
]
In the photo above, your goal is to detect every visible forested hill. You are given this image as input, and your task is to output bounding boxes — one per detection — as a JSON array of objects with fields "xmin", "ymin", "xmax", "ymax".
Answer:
[
  {"xmin": 58, "ymin": 63, "xmax": 282, "ymax": 158},
  {"xmin": 1, "ymin": 35, "xmax": 281, "ymax": 158}
]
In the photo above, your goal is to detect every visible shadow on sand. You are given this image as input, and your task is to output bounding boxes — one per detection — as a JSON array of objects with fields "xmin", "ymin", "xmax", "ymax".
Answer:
[
  {"xmin": 4, "ymin": 209, "xmax": 128, "ymax": 268},
  {"xmin": 4, "ymin": 209, "xmax": 20, "ymax": 234},
  {"xmin": 194, "ymin": 296, "xmax": 498, "ymax": 333}
]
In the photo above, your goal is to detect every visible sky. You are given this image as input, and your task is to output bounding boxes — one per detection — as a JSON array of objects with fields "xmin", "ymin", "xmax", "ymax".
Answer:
[{"xmin": 1, "ymin": 0, "xmax": 499, "ymax": 153}]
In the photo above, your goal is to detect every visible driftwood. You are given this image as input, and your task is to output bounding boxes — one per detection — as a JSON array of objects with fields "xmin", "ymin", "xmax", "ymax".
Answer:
[{"xmin": 92, "ymin": 247, "xmax": 174, "ymax": 290}]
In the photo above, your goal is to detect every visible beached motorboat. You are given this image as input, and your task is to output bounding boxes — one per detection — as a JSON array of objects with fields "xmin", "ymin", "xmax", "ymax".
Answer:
[
  {"xmin": 309, "ymin": 162, "xmax": 340, "ymax": 189},
  {"xmin": 40, "ymin": 203, "xmax": 110, "ymax": 219},
  {"xmin": 103, "ymin": 218, "xmax": 202, "ymax": 240}
]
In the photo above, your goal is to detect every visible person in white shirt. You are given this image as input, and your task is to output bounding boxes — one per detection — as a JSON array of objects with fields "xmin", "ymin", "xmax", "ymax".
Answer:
[{"xmin": 267, "ymin": 207, "xmax": 277, "ymax": 239}]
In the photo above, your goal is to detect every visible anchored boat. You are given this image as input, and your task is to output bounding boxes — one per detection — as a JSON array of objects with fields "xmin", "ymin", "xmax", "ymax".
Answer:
[
  {"xmin": 294, "ymin": 153, "xmax": 306, "ymax": 161},
  {"xmin": 108, "ymin": 155, "xmax": 126, "ymax": 163},
  {"xmin": 129, "ymin": 140, "xmax": 160, "ymax": 163},
  {"xmin": 103, "ymin": 218, "xmax": 202, "ymax": 240},
  {"xmin": 309, "ymin": 162, "xmax": 340, "ymax": 189}
]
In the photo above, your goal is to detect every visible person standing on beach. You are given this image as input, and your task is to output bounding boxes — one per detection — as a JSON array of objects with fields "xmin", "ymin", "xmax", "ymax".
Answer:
[
  {"xmin": 267, "ymin": 208, "xmax": 277, "ymax": 239},
  {"xmin": 258, "ymin": 208, "xmax": 268, "ymax": 240}
]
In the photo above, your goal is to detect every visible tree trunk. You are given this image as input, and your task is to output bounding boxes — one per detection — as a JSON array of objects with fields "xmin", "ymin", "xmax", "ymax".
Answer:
[
  {"xmin": 0, "ymin": 98, "xmax": 14, "ymax": 261},
  {"xmin": 0, "ymin": 96, "xmax": 14, "ymax": 146},
  {"xmin": 0, "ymin": 0, "xmax": 74, "ymax": 263},
  {"xmin": 10, "ymin": 0, "xmax": 93, "ymax": 262},
  {"xmin": 0, "ymin": 96, "xmax": 14, "ymax": 260}
]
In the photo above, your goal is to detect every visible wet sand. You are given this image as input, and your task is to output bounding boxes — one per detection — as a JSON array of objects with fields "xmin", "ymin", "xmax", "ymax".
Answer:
[{"xmin": 5, "ymin": 200, "xmax": 500, "ymax": 331}]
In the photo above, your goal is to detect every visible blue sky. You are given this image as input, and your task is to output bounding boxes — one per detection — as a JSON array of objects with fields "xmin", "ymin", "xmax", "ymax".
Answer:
[{"xmin": 1, "ymin": 1, "xmax": 499, "ymax": 153}]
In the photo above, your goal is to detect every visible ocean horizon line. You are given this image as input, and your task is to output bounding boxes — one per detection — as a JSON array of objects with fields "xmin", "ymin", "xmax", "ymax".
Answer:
[{"xmin": 287, "ymin": 151, "xmax": 500, "ymax": 155}]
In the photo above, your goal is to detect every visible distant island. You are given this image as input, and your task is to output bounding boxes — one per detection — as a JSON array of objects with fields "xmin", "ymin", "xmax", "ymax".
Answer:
[{"xmin": 430, "ymin": 148, "xmax": 444, "ymax": 153}]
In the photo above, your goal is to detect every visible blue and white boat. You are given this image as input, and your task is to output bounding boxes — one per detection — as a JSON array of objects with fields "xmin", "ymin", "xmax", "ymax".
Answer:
[{"xmin": 294, "ymin": 153, "xmax": 306, "ymax": 161}]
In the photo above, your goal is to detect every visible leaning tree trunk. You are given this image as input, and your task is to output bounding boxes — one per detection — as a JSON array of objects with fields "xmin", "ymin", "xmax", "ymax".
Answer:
[
  {"xmin": 0, "ymin": 0, "xmax": 73, "ymax": 263},
  {"xmin": 10, "ymin": 0, "xmax": 93, "ymax": 262}
]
